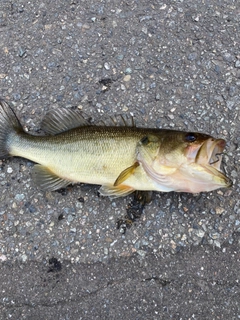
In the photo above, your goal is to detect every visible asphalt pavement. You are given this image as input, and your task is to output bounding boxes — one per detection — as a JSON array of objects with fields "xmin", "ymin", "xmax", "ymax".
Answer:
[{"xmin": 0, "ymin": 0, "xmax": 239, "ymax": 319}]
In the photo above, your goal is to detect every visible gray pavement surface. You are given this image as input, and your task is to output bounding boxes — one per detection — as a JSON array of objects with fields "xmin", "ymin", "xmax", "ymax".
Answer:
[{"xmin": 0, "ymin": 0, "xmax": 239, "ymax": 319}]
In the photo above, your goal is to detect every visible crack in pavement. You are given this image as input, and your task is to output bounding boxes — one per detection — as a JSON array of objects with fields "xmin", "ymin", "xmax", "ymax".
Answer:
[{"xmin": 1, "ymin": 274, "xmax": 239, "ymax": 310}]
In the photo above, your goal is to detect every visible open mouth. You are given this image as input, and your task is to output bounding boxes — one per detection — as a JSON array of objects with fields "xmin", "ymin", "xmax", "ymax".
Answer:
[
  {"xmin": 196, "ymin": 138, "xmax": 225, "ymax": 169},
  {"xmin": 205, "ymin": 138, "xmax": 226, "ymax": 170},
  {"xmin": 195, "ymin": 138, "xmax": 232, "ymax": 187}
]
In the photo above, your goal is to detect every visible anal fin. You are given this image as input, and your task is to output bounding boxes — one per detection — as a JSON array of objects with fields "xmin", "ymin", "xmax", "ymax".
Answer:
[
  {"xmin": 114, "ymin": 162, "xmax": 139, "ymax": 186},
  {"xmin": 32, "ymin": 164, "xmax": 71, "ymax": 191},
  {"xmin": 99, "ymin": 184, "xmax": 135, "ymax": 198}
]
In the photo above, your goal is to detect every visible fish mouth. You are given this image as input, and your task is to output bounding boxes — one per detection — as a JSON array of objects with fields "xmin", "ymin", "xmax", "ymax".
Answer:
[{"xmin": 195, "ymin": 138, "xmax": 232, "ymax": 187}]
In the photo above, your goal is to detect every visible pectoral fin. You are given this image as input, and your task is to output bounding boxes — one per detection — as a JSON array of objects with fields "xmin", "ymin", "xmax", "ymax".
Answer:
[
  {"xmin": 114, "ymin": 162, "xmax": 139, "ymax": 186},
  {"xmin": 32, "ymin": 165, "xmax": 71, "ymax": 191},
  {"xmin": 99, "ymin": 184, "xmax": 135, "ymax": 198}
]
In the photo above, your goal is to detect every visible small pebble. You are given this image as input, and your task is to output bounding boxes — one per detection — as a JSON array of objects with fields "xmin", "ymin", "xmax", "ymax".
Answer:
[
  {"xmin": 215, "ymin": 207, "xmax": 225, "ymax": 215},
  {"xmin": 18, "ymin": 47, "xmax": 26, "ymax": 57},
  {"xmin": 188, "ymin": 52, "xmax": 198, "ymax": 61},
  {"xmin": 181, "ymin": 234, "xmax": 187, "ymax": 241},
  {"xmin": 137, "ymin": 250, "xmax": 147, "ymax": 257},
  {"xmin": 214, "ymin": 240, "xmax": 221, "ymax": 248},
  {"xmin": 231, "ymin": 170, "xmax": 238, "ymax": 178},
  {"xmin": 116, "ymin": 54, "xmax": 124, "ymax": 60},
  {"xmin": 15, "ymin": 194, "xmax": 25, "ymax": 201},
  {"xmin": 235, "ymin": 60, "xmax": 240, "ymax": 68},
  {"xmin": 150, "ymin": 82, "xmax": 156, "ymax": 89},
  {"xmin": 210, "ymin": 232, "xmax": 220, "ymax": 240},
  {"xmin": 194, "ymin": 229, "xmax": 205, "ymax": 238},
  {"xmin": 67, "ymin": 215, "xmax": 74, "ymax": 222},
  {"xmin": 223, "ymin": 52, "xmax": 234, "ymax": 62},
  {"xmin": 0, "ymin": 255, "xmax": 7, "ymax": 261},
  {"xmin": 123, "ymin": 75, "xmax": 131, "ymax": 82},
  {"xmin": 125, "ymin": 68, "xmax": 132, "ymax": 74},
  {"xmin": 21, "ymin": 254, "xmax": 28, "ymax": 262},
  {"xmin": 104, "ymin": 62, "xmax": 110, "ymax": 70}
]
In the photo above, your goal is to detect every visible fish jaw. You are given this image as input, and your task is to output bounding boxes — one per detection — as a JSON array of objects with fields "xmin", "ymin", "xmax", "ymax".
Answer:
[
  {"xmin": 174, "ymin": 163, "xmax": 231, "ymax": 193},
  {"xmin": 174, "ymin": 137, "xmax": 232, "ymax": 192},
  {"xmin": 185, "ymin": 137, "xmax": 232, "ymax": 192},
  {"xmin": 139, "ymin": 161, "xmax": 232, "ymax": 194}
]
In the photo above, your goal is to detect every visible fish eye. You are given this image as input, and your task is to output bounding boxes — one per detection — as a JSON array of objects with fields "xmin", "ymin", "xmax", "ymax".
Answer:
[
  {"xmin": 185, "ymin": 132, "xmax": 197, "ymax": 142},
  {"xmin": 140, "ymin": 136, "xmax": 149, "ymax": 145}
]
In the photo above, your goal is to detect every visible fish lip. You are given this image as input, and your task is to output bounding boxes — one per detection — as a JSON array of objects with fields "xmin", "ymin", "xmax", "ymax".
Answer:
[{"xmin": 195, "ymin": 138, "xmax": 232, "ymax": 187}]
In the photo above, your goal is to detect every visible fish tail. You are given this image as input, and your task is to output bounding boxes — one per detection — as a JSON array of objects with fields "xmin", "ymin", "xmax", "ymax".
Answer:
[{"xmin": 0, "ymin": 99, "xmax": 23, "ymax": 158}]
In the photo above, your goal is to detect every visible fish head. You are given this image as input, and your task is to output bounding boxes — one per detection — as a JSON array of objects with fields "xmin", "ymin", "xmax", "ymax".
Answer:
[{"xmin": 137, "ymin": 131, "xmax": 232, "ymax": 193}]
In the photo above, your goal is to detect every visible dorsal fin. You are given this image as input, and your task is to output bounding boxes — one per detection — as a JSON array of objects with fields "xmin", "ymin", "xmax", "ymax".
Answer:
[
  {"xmin": 41, "ymin": 108, "xmax": 91, "ymax": 135},
  {"xmin": 95, "ymin": 114, "xmax": 136, "ymax": 127}
]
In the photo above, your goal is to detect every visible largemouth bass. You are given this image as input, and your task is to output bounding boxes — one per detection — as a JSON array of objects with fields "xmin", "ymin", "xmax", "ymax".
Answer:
[{"xmin": 0, "ymin": 99, "xmax": 232, "ymax": 197}]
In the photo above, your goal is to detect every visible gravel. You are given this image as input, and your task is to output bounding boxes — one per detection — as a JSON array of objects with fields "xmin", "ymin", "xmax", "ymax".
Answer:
[{"xmin": 0, "ymin": 0, "xmax": 239, "ymax": 317}]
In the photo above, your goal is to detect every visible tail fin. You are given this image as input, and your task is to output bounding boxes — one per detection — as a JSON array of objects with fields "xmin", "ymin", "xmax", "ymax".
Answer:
[{"xmin": 0, "ymin": 99, "xmax": 23, "ymax": 158}]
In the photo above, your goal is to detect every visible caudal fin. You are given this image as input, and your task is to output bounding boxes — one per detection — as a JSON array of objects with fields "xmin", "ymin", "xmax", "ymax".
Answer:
[{"xmin": 0, "ymin": 99, "xmax": 23, "ymax": 158}]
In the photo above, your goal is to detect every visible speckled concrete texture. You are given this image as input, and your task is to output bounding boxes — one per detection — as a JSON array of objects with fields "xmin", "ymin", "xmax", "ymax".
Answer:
[{"xmin": 0, "ymin": 0, "xmax": 239, "ymax": 319}]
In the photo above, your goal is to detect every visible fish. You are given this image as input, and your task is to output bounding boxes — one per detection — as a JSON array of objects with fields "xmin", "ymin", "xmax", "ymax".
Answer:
[{"xmin": 0, "ymin": 99, "xmax": 232, "ymax": 198}]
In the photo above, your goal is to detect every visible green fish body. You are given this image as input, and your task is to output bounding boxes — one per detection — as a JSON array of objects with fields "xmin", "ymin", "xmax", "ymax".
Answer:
[{"xmin": 0, "ymin": 99, "xmax": 232, "ymax": 197}]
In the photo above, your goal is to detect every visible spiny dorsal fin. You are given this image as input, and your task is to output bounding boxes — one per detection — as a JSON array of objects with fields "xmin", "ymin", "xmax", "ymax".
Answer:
[
  {"xmin": 41, "ymin": 108, "xmax": 91, "ymax": 135},
  {"xmin": 95, "ymin": 114, "xmax": 136, "ymax": 127},
  {"xmin": 32, "ymin": 164, "xmax": 71, "ymax": 191}
]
